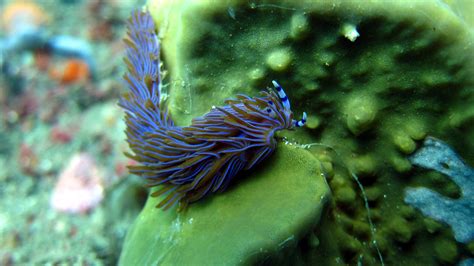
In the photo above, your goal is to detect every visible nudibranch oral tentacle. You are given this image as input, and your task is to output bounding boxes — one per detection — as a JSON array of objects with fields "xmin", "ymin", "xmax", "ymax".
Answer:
[
  {"xmin": 295, "ymin": 112, "xmax": 307, "ymax": 128},
  {"xmin": 119, "ymin": 10, "xmax": 308, "ymax": 211}
]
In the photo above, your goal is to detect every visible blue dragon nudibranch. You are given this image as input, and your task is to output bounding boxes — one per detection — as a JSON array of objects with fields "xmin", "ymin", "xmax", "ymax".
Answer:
[{"xmin": 119, "ymin": 10, "xmax": 307, "ymax": 211}]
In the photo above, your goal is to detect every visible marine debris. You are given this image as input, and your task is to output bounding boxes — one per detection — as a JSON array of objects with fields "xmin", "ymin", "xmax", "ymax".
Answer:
[
  {"xmin": 119, "ymin": 10, "xmax": 307, "ymax": 211},
  {"xmin": 404, "ymin": 137, "xmax": 474, "ymax": 244}
]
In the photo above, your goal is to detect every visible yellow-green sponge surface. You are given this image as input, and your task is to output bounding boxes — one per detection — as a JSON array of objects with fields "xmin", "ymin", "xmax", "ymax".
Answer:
[
  {"xmin": 119, "ymin": 144, "xmax": 330, "ymax": 265},
  {"xmin": 127, "ymin": 0, "xmax": 474, "ymax": 264}
]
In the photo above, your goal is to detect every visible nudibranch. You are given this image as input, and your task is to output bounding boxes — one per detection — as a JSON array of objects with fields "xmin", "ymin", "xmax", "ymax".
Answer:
[{"xmin": 119, "ymin": 10, "xmax": 307, "ymax": 211}]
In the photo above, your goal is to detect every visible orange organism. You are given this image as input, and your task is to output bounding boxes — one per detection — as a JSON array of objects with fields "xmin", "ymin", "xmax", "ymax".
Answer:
[{"xmin": 49, "ymin": 59, "xmax": 90, "ymax": 85}]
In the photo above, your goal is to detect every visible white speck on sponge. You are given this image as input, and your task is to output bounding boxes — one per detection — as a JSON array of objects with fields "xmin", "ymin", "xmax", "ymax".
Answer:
[{"xmin": 341, "ymin": 23, "xmax": 360, "ymax": 42}]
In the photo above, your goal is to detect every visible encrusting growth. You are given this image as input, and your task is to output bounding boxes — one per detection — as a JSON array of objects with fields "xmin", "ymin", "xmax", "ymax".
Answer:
[{"xmin": 119, "ymin": 10, "xmax": 307, "ymax": 211}]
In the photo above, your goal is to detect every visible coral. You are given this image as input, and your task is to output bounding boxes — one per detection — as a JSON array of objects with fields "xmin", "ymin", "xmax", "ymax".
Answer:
[
  {"xmin": 0, "ymin": 1, "xmax": 96, "ymax": 83},
  {"xmin": 138, "ymin": 0, "xmax": 474, "ymax": 264},
  {"xmin": 405, "ymin": 137, "xmax": 474, "ymax": 244},
  {"xmin": 119, "ymin": 144, "xmax": 330, "ymax": 265},
  {"xmin": 50, "ymin": 152, "xmax": 104, "ymax": 214}
]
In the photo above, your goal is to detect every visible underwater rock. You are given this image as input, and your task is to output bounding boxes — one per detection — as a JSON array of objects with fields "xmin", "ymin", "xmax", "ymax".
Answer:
[
  {"xmin": 405, "ymin": 137, "xmax": 474, "ymax": 244},
  {"xmin": 119, "ymin": 144, "xmax": 330, "ymax": 265}
]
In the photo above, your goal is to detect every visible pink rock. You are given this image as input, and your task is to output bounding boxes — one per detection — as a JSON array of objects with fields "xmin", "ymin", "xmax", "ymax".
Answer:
[{"xmin": 50, "ymin": 153, "xmax": 104, "ymax": 214}]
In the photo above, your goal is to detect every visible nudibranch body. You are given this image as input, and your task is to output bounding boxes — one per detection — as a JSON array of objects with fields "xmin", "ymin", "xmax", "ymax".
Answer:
[{"xmin": 119, "ymin": 10, "xmax": 307, "ymax": 211}]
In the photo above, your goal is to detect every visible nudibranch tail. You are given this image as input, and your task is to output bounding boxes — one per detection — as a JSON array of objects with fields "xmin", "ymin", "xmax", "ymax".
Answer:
[{"xmin": 120, "ymin": 10, "xmax": 307, "ymax": 211}]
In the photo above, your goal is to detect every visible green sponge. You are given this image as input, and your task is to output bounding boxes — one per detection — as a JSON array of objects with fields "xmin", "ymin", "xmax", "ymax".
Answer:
[{"xmin": 119, "ymin": 144, "xmax": 330, "ymax": 265}]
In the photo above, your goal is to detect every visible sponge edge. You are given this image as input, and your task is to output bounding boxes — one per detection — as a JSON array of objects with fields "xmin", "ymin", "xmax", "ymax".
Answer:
[{"xmin": 119, "ymin": 144, "xmax": 330, "ymax": 265}]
